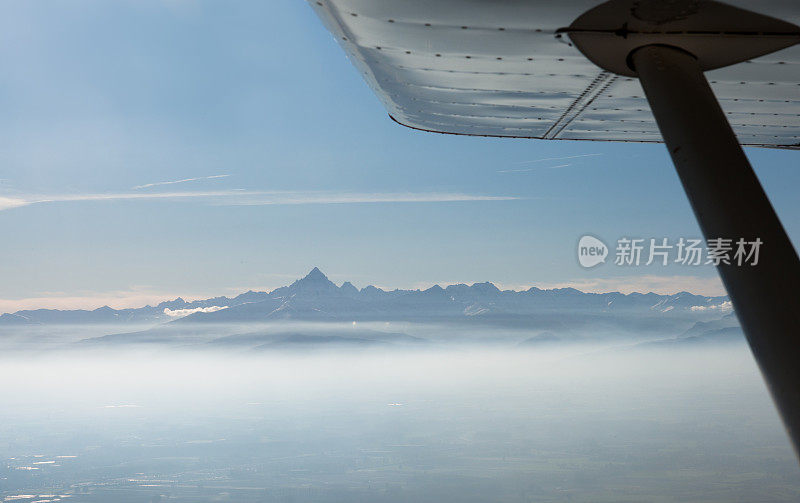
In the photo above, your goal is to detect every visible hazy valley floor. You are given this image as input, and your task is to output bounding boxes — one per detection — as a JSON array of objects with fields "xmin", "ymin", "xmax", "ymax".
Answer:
[{"xmin": 1, "ymin": 341, "xmax": 799, "ymax": 503}]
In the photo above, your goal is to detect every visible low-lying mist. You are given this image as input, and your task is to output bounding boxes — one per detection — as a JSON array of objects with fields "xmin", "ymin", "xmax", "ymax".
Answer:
[{"xmin": 1, "ymin": 336, "xmax": 799, "ymax": 502}]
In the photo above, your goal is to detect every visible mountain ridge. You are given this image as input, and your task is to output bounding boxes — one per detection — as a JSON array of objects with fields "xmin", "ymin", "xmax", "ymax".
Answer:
[{"xmin": 0, "ymin": 268, "xmax": 730, "ymax": 325}]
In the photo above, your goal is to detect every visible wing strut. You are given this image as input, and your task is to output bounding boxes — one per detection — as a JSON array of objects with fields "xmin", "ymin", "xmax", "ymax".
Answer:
[{"xmin": 631, "ymin": 44, "xmax": 800, "ymax": 457}]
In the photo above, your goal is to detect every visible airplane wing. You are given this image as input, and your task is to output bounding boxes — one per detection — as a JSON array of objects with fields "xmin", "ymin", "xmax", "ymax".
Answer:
[
  {"xmin": 309, "ymin": 0, "xmax": 799, "ymax": 148},
  {"xmin": 308, "ymin": 0, "xmax": 800, "ymax": 461}
]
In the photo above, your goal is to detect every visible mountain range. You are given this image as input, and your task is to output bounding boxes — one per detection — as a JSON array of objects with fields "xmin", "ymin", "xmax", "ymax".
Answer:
[{"xmin": 0, "ymin": 267, "xmax": 731, "ymax": 327}]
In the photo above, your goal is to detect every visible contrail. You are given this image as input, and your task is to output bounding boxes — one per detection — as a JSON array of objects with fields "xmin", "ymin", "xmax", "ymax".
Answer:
[
  {"xmin": 132, "ymin": 174, "xmax": 230, "ymax": 190},
  {"xmin": 0, "ymin": 191, "xmax": 520, "ymax": 212},
  {"xmin": 498, "ymin": 164, "xmax": 571, "ymax": 173}
]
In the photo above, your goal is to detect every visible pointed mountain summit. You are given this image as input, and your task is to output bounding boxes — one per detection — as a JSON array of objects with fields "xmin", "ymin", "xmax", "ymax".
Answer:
[
  {"xmin": 271, "ymin": 267, "xmax": 340, "ymax": 297},
  {"xmin": 304, "ymin": 267, "xmax": 328, "ymax": 282},
  {"xmin": 340, "ymin": 281, "xmax": 359, "ymax": 297}
]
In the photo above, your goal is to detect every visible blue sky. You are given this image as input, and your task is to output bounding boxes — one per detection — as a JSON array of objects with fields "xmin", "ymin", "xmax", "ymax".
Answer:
[{"xmin": 0, "ymin": 0, "xmax": 798, "ymax": 311}]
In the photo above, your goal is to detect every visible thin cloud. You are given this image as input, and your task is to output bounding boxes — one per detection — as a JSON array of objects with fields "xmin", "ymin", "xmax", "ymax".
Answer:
[
  {"xmin": 691, "ymin": 301, "xmax": 733, "ymax": 312},
  {"xmin": 0, "ymin": 190, "xmax": 518, "ymax": 212},
  {"xmin": 0, "ymin": 196, "xmax": 30, "ymax": 211},
  {"xmin": 498, "ymin": 164, "xmax": 571, "ymax": 173},
  {"xmin": 132, "ymin": 174, "xmax": 230, "ymax": 190},
  {"xmin": 164, "ymin": 306, "xmax": 228, "ymax": 317}
]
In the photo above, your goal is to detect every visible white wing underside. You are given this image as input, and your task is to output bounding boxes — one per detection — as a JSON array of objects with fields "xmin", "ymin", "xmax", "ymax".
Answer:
[{"xmin": 309, "ymin": 0, "xmax": 800, "ymax": 149}]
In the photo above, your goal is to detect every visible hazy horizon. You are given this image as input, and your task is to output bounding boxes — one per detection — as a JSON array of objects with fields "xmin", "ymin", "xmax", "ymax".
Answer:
[{"xmin": 0, "ymin": 267, "xmax": 733, "ymax": 315}]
